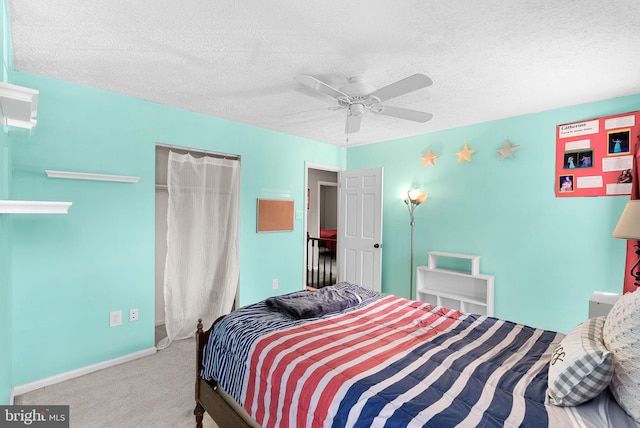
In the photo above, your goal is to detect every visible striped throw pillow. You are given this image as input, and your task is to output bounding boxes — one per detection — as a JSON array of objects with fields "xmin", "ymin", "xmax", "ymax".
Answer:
[{"xmin": 547, "ymin": 316, "xmax": 613, "ymax": 406}]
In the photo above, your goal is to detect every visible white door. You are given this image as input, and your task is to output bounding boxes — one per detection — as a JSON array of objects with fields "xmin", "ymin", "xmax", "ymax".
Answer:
[{"xmin": 337, "ymin": 167, "xmax": 383, "ymax": 292}]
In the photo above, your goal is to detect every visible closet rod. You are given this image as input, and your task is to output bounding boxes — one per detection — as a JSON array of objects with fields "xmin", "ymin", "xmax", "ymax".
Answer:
[
  {"xmin": 156, "ymin": 143, "xmax": 240, "ymax": 160},
  {"xmin": 155, "ymin": 184, "xmax": 232, "ymax": 192}
]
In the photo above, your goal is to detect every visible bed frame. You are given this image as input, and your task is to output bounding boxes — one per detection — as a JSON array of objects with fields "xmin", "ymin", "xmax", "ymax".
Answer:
[{"xmin": 194, "ymin": 317, "xmax": 252, "ymax": 428}]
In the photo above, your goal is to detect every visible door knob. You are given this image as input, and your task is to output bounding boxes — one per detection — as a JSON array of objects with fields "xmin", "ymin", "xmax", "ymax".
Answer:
[{"xmin": 373, "ymin": 243, "xmax": 380, "ymax": 248}]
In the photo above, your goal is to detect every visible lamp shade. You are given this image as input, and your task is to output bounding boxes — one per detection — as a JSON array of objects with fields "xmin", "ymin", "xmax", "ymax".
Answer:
[
  {"xmin": 613, "ymin": 200, "xmax": 640, "ymax": 240},
  {"xmin": 403, "ymin": 189, "xmax": 427, "ymax": 204}
]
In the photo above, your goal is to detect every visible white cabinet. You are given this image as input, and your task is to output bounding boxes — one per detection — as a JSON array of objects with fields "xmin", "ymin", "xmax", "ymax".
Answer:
[{"xmin": 416, "ymin": 251, "xmax": 494, "ymax": 316}]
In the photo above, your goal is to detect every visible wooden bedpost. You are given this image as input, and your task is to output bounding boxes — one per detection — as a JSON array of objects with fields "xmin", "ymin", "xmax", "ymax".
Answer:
[
  {"xmin": 193, "ymin": 315, "xmax": 253, "ymax": 428},
  {"xmin": 194, "ymin": 403, "xmax": 204, "ymax": 428},
  {"xmin": 194, "ymin": 318, "xmax": 204, "ymax": 428}
]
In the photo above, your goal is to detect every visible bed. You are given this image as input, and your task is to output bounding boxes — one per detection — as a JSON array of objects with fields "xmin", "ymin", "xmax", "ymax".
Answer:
[
  {"xmin": 319, "ymin": 228, "xmax": 337, "ymax": 252},
  {"xmin": 194, "ymin": 282, "xmax": 640, "ymax": 427}
]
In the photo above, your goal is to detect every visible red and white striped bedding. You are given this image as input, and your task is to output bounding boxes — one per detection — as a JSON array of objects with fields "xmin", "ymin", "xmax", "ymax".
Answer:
[{"xmin": 200, "ymin": 282, "xmax": 639, "ymax": 427}]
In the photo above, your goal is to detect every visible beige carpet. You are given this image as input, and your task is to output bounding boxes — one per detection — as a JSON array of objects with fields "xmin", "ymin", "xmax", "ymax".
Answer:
[{"xmin": 15, "ymin": 331, "xmax": 218, "ymax": 428}]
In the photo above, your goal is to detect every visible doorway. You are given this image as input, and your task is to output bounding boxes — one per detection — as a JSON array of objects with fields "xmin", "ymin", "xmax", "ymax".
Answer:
[{"xmin": 305, "ymin": 164, "xmax": 340, "ymax": 288}]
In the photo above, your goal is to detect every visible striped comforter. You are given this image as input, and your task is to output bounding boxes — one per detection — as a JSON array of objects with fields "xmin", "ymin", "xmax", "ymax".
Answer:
[{"xmin": 200, "ymin": 283, "xmax": 635, "ymax": 428}]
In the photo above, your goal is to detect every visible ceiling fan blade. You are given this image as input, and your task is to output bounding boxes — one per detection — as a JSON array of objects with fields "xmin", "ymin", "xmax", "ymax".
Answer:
[
  {"xmin": 368, "ymin": 74, "xmax": 433, "ymax": 102},
  {"xmin": 345, "ymin": 114, "xmax": 362, "ymax": 134},
  {"xmin": 375, "ymin": 105, "xmax": 433, "ymax": 122},
  {"xmin": 295, "ymin": 75, "xmax": 350, "ymax": 100}
]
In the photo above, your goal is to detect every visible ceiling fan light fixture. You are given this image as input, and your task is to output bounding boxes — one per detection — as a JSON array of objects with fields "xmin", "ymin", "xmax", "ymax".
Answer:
[{"xmin": 349, "ymin": 103, "xmax": 364, "ymax": 117}]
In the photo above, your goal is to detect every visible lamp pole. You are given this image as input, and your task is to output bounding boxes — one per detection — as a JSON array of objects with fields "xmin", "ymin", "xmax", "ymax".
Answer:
[
  {"xmin": 404, "ymin": 189, "xmax": 427, "ymax": 300},
  {"xmin": 409, "ymin": 216, "xmax": 415, "ymax": 300}
]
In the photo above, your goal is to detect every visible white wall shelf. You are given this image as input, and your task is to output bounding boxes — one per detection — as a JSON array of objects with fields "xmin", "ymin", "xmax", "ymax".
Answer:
[
  {"xmin": 0, "ymin": 200, "xmax": 72, "ymax": 214},
  {"xmin": 46, "ymin": 170, "xmax": 140, "ymax": 183},
  {"xmin": 0, "ymin": 82, "xmax": 39, "ymax": 129},
  {"xmin": 416, "ymin": 251, "xmax": 494, "ymax": 316}
]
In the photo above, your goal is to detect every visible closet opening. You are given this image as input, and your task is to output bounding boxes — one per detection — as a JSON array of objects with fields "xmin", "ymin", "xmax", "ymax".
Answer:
[{"xmin": 155, "ymin": 143, "xmax": 240, "ymax": 346}]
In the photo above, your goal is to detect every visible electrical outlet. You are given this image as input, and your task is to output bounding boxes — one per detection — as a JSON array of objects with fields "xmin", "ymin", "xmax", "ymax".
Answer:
[
  {"xmin": 110, "ymin": 310, "xmax": 122, "ymax": 327},
  {"xmin": 129, "ymin": 308, "xmax": 139, "ymax": 322},
  {"xmin": 272, "ymin": 278, "xmax": 279, "ymax": 289}
]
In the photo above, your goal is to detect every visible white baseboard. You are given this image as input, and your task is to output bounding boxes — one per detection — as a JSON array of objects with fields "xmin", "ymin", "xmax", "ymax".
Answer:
[{"xmin": 11, "ymin": 347, "xmax": 157, "ymax": 398}]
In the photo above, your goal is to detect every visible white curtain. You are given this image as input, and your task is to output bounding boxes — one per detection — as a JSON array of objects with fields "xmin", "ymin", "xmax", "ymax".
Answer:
[{"xmin": 157, "ymin": 151, "xmax": 240, "ymax": 349}]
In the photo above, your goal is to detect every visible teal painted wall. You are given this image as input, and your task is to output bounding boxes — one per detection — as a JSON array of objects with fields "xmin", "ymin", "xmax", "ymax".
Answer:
[
  {"xmin": 9, "ymin": 72, "xmax": 344, "ymax": 386},
  {"xmin": 347, "ymin": 95, "xmax": 640, "ymax": 333},
  {"xmin": 0, "ymin": 0, "xmax": 12, "ymax": 404}
]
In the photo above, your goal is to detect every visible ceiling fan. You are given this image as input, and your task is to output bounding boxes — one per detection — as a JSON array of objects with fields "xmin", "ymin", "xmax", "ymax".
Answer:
[{"xmin": 294, "ymin": 73, "xmax": 433, "ymax": 134}]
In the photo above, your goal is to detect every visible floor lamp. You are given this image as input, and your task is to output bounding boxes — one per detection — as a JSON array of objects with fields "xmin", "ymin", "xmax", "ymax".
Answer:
[
  {"xmin": 613, "ymin": 199, "xmax": 640, "ymax": 287},
  {"xmin": 404, "ymin": 189, "xmax": 427, "ymax": 300}
]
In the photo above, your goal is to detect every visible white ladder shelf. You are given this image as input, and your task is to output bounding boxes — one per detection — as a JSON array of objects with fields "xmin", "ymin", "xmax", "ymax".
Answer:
[{"xmin": 416, "ymin": 252, "xmax": 494, "ymax": 316}]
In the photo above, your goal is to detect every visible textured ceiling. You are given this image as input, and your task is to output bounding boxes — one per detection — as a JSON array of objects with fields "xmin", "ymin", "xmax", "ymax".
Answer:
[{"xmin": 9, "ymin": 0, "xmax": 640, "ymax": 147}]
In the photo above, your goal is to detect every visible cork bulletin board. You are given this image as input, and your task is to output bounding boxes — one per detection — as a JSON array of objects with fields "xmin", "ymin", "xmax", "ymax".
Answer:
[{"xmin": 256, "ymin": 198, "xmax": 294, "ymax": 232}]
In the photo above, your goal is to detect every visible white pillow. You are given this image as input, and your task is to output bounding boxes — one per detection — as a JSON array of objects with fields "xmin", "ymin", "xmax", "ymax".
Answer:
[
  {"xmin": 547, "ymin": 316, "xmax": 613, "ymax": 406},
  {"xmin": 603, "ymin": 289, "xmax": 640, "ymax": 423}
]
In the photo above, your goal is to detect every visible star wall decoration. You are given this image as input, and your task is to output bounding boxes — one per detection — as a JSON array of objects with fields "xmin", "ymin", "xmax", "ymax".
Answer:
[
  {"xmin": 497, "ymin": 139, "xmax": 520, "ymax": 160},
  {"xmin": 456, "ymin": 142, "xmax": 475, "ymax": 163},
  {"xmin": 421, "ymin": 148, "xmax": 439, "ymax": 167}
]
